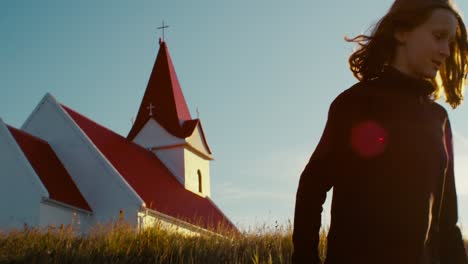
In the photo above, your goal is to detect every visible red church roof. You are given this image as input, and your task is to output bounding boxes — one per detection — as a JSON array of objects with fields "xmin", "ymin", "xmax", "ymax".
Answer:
[
  {"xmin": 7, "ymin": 126, "xmax": 92, "ymax": 212},
  {"xmin": 127, "ymin": 41, "xmax": 199, "ymax": 140},
  {"xmin": 63, "ymin": 105, "xmax": 236, "ymax": 232}
]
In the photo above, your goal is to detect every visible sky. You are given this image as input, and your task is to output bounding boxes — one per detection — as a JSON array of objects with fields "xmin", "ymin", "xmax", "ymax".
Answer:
[{"xmin": 0, "ymin": 0, "xmax": 467, "ymax": 237}]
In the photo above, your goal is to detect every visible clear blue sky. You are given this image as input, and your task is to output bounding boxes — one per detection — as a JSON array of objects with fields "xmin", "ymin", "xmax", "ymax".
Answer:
[{"xmin": 1, "ymin": 0, "xmax": 467, "ymax": 236}]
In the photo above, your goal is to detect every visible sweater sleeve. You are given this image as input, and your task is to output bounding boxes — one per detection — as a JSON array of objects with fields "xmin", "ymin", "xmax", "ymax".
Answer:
[
  {"xmin": 292, "ymin": 98, "xmax": 343, "ymax": 264},
  {"xmin": 439, "ymin": 117, "xmax": 468, "ymax": 264}
]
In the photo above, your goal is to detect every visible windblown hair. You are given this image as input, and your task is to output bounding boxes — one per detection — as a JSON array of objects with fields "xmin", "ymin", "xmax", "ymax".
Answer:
[{"xmin": 346, "ymin": 0, "xmax": 468, "ymax": 109}]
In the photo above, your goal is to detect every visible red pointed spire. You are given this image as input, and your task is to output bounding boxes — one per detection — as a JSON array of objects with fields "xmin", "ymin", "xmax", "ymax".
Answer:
[{"xmin": 127, "ymin": 41, "xmax": 194, "ymax": 140}]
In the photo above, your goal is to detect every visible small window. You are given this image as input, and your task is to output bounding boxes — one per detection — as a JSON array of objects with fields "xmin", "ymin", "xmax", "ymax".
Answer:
[{"xmin": 197, "ymin": 170, "xmax": 202, "ymax": 193}]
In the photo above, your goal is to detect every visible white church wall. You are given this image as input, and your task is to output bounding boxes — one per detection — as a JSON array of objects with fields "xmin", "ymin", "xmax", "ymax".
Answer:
[
  {"xmin": 21, "ymin": 94, "xmax": 144, "ymax": 227},
  {"xmin": 152, "ymin": 148, "xmax": 185, "ymax": 185},
  {"xmin": 0, "ymin": 118, "xmax": 46, "ymax": 230},
  {"xmin": 134, "ymin": 118, "xmax": 187, "ymax": 185},
  {"xmin": 133, "ymin": 118, "xmax": 184, "ymax": 149},
  {"xmin": 137, "ymin": 209, "xmax": 216, "ymax": 237},
  {"xmin": 137, "ymin": 212, "xmax": 197, "ymax": 236},
  {"xmin": 184, "ymin": 149, "xmax": 211, "ymax": 197},
  {"xmin": 186, "ymin": 124, "xmax": 212, "ymax": 158},
  {"xmin": 133, "ymin": 119, "xmax": 213, "ymax": 195},
  {"xmin": 39, "ymin": 200, "xmax": 93, "ymax": 233}
]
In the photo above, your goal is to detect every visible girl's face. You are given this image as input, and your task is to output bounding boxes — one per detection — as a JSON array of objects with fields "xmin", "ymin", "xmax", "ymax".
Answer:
[{"xmin": 393, "ymin": 8, "xmax": 458, "ymax": 79}]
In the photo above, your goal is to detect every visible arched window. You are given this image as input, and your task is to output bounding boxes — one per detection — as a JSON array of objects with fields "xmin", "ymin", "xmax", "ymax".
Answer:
[{"xmin": 197, "ymin": 170, "xmax": 202, "ymax": 193}]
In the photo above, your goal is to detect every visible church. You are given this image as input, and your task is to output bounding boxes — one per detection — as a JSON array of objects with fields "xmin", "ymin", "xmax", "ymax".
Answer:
[{"xmin": 0, "ymin": 39, "xmax": 237, "ymax": 235}]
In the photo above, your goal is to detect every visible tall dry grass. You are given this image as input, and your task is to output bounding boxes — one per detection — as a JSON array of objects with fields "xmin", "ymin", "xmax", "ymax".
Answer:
[
  {"xmin": 0, "ymin": 221, "xmax": 466, "ymax": 263},
  {"xmin": 0, "ymin": 220, "xmax": 302, "ymax": 264}
]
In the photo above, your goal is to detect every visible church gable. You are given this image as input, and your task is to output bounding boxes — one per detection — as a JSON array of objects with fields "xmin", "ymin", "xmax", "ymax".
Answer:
[
  {"xmin": 21, "ymin": 94, "xmax": 144, "ymax": 223},
  {"xmin": 0, "ymin": 118, "xmax": 93, "ymax": 232},
  {"xmin": 0, "ymin": 118, "xmax": 48, "ymax": 198},
  {"xmin": 7, "ymin": 126, "xmax": 92, "ymax": 212},
  {"xmin": 131, "ymin": 117, "xmax": 214, "ymax": 192},
  {"xmin": 185, "ymin": 121, "xmax": 213, "ymax": 160},
  {"xmin": 132, "ymin": 118, "xmax": 184, "ymax": 150},
  {"xmin": 0, "ymin": 118, "xmax": 47, "ymax": 228}
]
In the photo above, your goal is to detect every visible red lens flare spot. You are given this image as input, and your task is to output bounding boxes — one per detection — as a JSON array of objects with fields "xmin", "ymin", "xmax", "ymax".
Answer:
[{"xmin": 351, "ymin": 120, "xmax": 388, "ymax": 158}]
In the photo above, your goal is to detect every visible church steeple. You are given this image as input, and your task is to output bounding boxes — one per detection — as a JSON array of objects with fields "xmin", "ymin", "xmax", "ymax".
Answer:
[
  {"xmin": 126, "ymin": 39, "xmax": 214, "ymax": 197},
  {"xmin": 127, "ymin": 41, "xmax": 194, "ymax": 140}
]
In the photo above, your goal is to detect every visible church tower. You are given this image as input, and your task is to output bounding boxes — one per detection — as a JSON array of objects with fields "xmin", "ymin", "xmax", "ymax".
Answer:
[{"xmin": 127, "ymin": 40, "xmax": 213, "ymax": 198}]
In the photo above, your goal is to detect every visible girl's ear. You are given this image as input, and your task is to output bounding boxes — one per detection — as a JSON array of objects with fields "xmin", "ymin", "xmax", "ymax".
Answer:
[{"xmin": 394, "ymin": 30, "xmax": 408, "ymax": 45}]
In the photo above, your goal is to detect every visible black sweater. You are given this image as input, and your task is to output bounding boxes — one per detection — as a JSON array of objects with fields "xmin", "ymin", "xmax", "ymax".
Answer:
[{"xmin": 292, "ymin": 66, "xmax": 468, "ymax": 264}]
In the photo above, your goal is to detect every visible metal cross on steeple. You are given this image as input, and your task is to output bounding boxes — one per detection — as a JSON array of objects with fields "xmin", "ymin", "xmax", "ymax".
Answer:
[
  {"xmin": 147, "ymin": 102, "xmax": 156, "ymax": 116},
  {"xmin": 157, "ymin": 20, "xmax": 170, "ymax": 42}
]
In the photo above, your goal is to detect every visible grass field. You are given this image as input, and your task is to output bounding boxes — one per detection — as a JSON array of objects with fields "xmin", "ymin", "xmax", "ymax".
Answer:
[{"xmin": 0, "ymin": 221, "xmax": 466, "ymax": 263}]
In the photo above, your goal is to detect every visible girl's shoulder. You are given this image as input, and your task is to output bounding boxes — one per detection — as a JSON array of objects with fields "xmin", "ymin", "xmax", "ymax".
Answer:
[
  {"xmin": 429, "ymin": 100, "xmax": 450, "ymax": 122},
  {"xmin": 330, "ymin": 81, "xmax": 373, "ymax": 110},
  {"xmin": 332, "ymin": 80, "xmax": 450, "ymax": 123},
  {"xmin": 334, "ymin": 79, "xmax": 381, "ymax": 101}
]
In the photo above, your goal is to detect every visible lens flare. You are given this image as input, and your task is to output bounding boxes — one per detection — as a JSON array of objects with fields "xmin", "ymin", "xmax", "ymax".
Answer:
[{"xmin": 351, "ymin": 120, "xmax": 388, "ymax": 158}]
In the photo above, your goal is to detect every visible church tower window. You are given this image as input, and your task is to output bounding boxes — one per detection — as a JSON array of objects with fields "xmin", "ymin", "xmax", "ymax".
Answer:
[{"xmin": 197, "ymin": 170, "xmax": 202, "ymax": 193}]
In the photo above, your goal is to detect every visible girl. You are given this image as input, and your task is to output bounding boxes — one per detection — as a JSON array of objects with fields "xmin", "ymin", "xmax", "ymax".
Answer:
[{"xmin": 292, "ymin": 0, "xmax": 468, "ymax": 263}]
